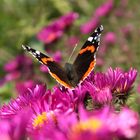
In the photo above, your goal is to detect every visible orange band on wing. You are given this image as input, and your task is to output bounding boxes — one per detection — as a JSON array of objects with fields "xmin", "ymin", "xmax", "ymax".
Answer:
[
  {"xmin": 82, "ymin": 60, "xmax": 96, "ymax": 80},
  {"xmin": 49, "ymin": 72, "xmax": 72, "ymax": 89},
  {"xmin": 41, "ymin": 57, "xmax": 53, "ymax": 64},
  {"xmin": 79, "ymin": 45, "xmax": 95, "ymax": 54}
]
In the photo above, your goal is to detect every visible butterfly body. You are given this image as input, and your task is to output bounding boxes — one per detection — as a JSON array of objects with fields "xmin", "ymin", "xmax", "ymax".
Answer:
[
  {"xmin": 64, "ymin": 63, "xmax": 78, "ymax": 87},
  {"xmin": 22, "ymin": 25, "xmax": 103, "ymax": 89}
]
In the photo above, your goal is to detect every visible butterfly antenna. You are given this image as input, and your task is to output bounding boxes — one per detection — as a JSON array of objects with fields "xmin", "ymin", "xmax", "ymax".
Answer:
[{"xmin": 67, "ymin": 44, "xmax": 78, "ymax": 63}]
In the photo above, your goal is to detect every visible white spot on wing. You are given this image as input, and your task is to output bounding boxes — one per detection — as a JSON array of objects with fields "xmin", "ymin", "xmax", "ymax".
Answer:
[
  {"xmin": 33, "ymin": 52, "xmax": 37, "ymax": 56},
  {"xmin": 22, "ymin": 45, "xmax": 26, "ymax": 50},
  {"xmin": 36, "ymin": 51, "xmax": 40, "ymax": 55},
  {"xmin": 100, "ymin": 25, "xmax": 104, "ymax": 31},
  {"xmin": 88, "ymin": 37, "xmax": 93, "ymax": 42},
  {"xmin": 95, "ymin": 29, "xmax": 97, "ymax": 32},
  {"xmin": 94, "ymin": 36, "xmax": 98, "ymax": 40}
]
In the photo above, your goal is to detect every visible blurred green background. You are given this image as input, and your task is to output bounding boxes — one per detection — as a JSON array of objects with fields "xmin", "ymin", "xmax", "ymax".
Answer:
[{"xmin": 0, "ymin": 0, "xmax": 140, "ymax": 103}]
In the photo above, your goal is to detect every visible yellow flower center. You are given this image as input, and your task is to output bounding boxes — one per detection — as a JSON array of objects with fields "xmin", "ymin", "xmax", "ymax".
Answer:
[
  {"xmin": 33, "ymin": 112, "xmax": 47, "ymax": 128},
  {"xmin": 73, "ymin": 118, "xmax": 102, "ymax": 133}
]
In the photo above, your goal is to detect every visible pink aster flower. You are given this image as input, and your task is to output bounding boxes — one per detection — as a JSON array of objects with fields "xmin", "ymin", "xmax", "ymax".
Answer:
[
  {"xmin": 28, "ymin": 100, "xmax": 58, "ymax": 132},
  {"xmin": 96, "ymin": 57, "xmax": 105, "ymax": 66},
  {"xmin": 50, "ymin": 87, "xmax": 78, "ymax": 113},
  {"xmin": 0, "ymin": 109, "xmax": 31, "ymax": 140},
  {"xmin": 0, "ymin": 120, "xmax": 11, "ymax": 140},
  {"xmin": 107, "ymin": 67, "xmax": 137, "ymax": 94},
  {"xmin": 0, "ymin": 84, "xmax": 79, "ymax": 133},
  {"xmin": 30, "ymin": 106, "xmax": 112, "ymax": 140},
  {"xmin": 84, "ymin": 72, "xmax": 113, "ymax": 105},
  {"xmin": 37, "ymin": 12, "xmax": 79, "ymax": 44},
  {"xmin": 27, "ymin": 86, "xmax": 80, "ymax": 133},
  {"xmin": 0, "ymin": 85, "xmax": 47, "ymax": 118},
  {"xmin": 83, "ymin": 68, "xmax": 137, "ymax": 106},
  {"xmin": 31, "ymin": 126, "xmax": 67, "ymax": 140},
  {"xmin": 3, "ymin": 55, "xmax": 33, "ymax": 82},
  {"xmin": 55, "ymin": 12, "xmax": 79, "ymax": 29},
  {"xmin": 15, "ymin": 80, "xmax": 36, "ymax": 95},
  {"xmin": 39, "ymin": 65, "xmax": 49, "ymax": 73},
  {"xmin": 67, "ymin": 36, "xmax": 79, "ymax": 47},
  {"xmin": 81, "ymin": 1, "xmax": 114, "ymax": 34},
  {"xmin": 137, "ymin": 83, "xmax": 140, "ymax": 93},
  {"xmin": 56, "ymin": 106, "xmax": 114, "ymax": 140},
  {"xmin": 116, "ymin": 108, "xmax": 139, "ymax": 139},
  {"xmin": 80, "ymin": 17, "xmax": 100, "ymax": 34},
  {"xmin": 108, "ymin": 108, "xmax": 139, "ymax": 139},
  {"xmin": 121, "ymin": 24, "xmax": 134, "ymax": 38},
  {"xmin": 95, "ymin": 0, "xmax": 114, "ymax": 18},
  {"xmin": 37, "ymin": 25, "xmax": 63, "ymax": 44},
  {"xmin": 103, "ymin": 32, "xmax": 117, "ymax": 45}
]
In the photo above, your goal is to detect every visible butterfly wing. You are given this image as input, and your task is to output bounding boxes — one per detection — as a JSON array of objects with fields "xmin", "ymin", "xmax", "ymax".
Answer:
[
  {"xmin": 73, "ymin": 25, "xmax": 103, "ymax": 82},
  {"xmin": 22, "ymin": 45, "xmax": 72, "ymax": 88}
]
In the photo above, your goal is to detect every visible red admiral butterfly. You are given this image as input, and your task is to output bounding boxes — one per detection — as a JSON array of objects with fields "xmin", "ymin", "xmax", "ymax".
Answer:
[{"xmin": 22, "ymin": 25, "xmax": 103, "ymax": 89}]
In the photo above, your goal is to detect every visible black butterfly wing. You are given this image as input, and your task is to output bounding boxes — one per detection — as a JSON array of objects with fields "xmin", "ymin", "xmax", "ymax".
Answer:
[
  {"xmin": 22, "ymin": 45, "xmax": 72, "ymax": 88},
  {"xmin": 73, "ymin": 25, "xmax": 103, "ymax": 82}
]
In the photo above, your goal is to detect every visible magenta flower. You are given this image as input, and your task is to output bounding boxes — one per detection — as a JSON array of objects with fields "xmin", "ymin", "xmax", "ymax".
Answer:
[
  {"xmin": 0, "ymin": 85, "xmax": 47, "ymax": 118},
  {"xmin": 15, "ymin": 80, "xmax": 36, "ymax": 95},
  {"xmin": 50, "ymin": 87, "xmax": 78, "ymax": 113},
  {"xmin": 0, "ymin": 85, "xmax": 79, "ymax": 131},
  {"xmin": 40, "ymin": 65, "xmax": 49, "ymax": 73},
  {"xmin": 84, "ymin": 72, "xmax": 113, "ymax": 105},
  {"xmin": 28, "ymin": 100, "xmax": 58, "ymax": 132},
  {"xmin": 0, "ymin": 109, "xmax": 31, "ymax": 140},
  {"xmin": 137, "ymin": 83, "xmax": 140, "ymax": 93},
  {"xmin": 0, "ymin": 120, "xmax": 11, "ymax": 140},
  {"xmin": 67, "ymin": 36, "xmax": 79, "ymax": 47},
  {"xmin": 54, "ymin": 12, "xmax": 79, "ymax": 29},
  {"xmin": 58, "ymin": 106, "xmax": 139, "ymax": 140},
  {"xmin": 83, "ymin": 68, "xmax": 137, "ymax": 105},
  {"xmin": 30, "ymin": 107, "xmax": 112, "ymax": 140},
  {"xmin": 53, "ymin": 51, "xmax": 62, "ymax": 62},
  {"xmin": 95, "ymin": 0, "xmax": 114, "ymax": 18},
  {"xmin": 37, "ymin": 25, "xmax": 63, "ymax": 44},
  {"xmin": 27, "ymin": 86, "xmax": 80, "ymax": 133},
  {"xmin": 107, "ymin": 67, "xmax": 137, "ymax": 93},
  {"xmin": 96, "ymin": 57, "xmax": 105, "ymax": 66},
  {"xmin": 3, "ymin": 55, "xmax": 33, "ymax": 82},
  {"xmin": 81, "ymin": 0, "xmax": 114, "ymax": 34},
  {"xmin": 80, "ymin": 17, "xmax": 100, "ymax": 34},
  {"xmin": 121, "ymin": 24, "xmax": 134, "ymax": 38},
  {"xmin": 108, "ymin": 108, "xmax": 139, "ymax": 139},
  {"xmin": 37, "ymin": 12, "xmax": 79, "ymax": 44},
  {"xmin": 117, "ymin": 108, "xmax": 139, "ymax": 138},
  {"xmin": 4, "ymin": 71, "xmax": 21, "ymax": 82},
  {"xmin": 57, "ymin": 107, "xmax": 113, "ymax": 140},
  {"xmin": 103, "ymin": 32, "xmax": 117, "ymax": 45}
]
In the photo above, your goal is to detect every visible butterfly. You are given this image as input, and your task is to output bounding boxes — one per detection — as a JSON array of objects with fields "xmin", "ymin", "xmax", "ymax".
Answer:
[{"xmin": 22, "ymin": 25, "xmax": 103, "ymax": 89}]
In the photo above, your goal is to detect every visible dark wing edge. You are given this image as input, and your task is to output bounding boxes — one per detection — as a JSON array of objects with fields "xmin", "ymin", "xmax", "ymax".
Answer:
[
  {"xmin": 73, "ymin": 25, "xmax": 104, "ymax": 83},
  {"xmin": 22, "ymin": 45, "xmax": 72, "ymax": 88}
]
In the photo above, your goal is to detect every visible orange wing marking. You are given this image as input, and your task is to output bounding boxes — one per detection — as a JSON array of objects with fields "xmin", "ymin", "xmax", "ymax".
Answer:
[
  {"xmin": 82, "ymin": 60, "xmax": 96, "ymax": 80},
  {"xmin": 41, "ymin": 57, "xmax": 53, "ymax": 64},
  {"xmin": 49, "ymin": 72, "xmax": 72, "ymax": 89},
  {"xmin": 79, "ymin": 45, "xmax": 95, "ymax": 54}
]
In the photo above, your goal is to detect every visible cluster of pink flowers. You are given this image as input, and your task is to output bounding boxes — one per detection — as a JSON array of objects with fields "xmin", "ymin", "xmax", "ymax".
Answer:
[
  {"xmin": 0, "ymin": 67, "xmax": 139, "ymax": 140},
  {"xmin": 37, "ymin": 12, "xmax": 79, "ymax": 44},
  {"xmin": 80, "ymin": 0, "xmax": 114, "ymax": 34},
  {"xmin": 1, "ymin": 55, "xmax": 34, "ymax": 88}
]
